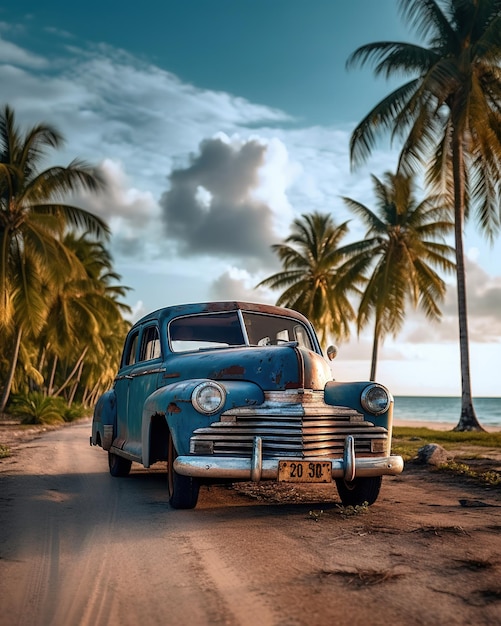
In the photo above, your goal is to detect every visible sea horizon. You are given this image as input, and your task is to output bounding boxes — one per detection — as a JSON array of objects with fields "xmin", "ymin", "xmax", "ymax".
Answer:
[{"xmin": 393, "ymin": 395, "xmax": 501, "ymax": 428}]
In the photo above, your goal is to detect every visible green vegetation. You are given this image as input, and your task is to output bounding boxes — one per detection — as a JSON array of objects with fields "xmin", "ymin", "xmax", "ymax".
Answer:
[
  {"xmin": 0, "ymin": 444, "xmax": 10, "ymax": 458},
  {"xmin": 9, "ymin": 393, "xmax": 87, "ymax": 425},
  {"xmin": 437, "ymin": 461, "xmax": 501, "ymax": 486},
  {"xmin": 259, "ymin": 1, "xmax": 501, "ymax": 431},
  {"xmin": 392, "ymin": 426, "xmax": 501, "ymax": 486},
  {"xmin": 393, "ymin": 426, "xmax": 501, "ymax": 460},
  {"xmin": 339, "ymin": 171, "xmax": 455, "ymax": 381},
  {"xmin": 347, "ymin": 0, "xmax": 501, "ymax": 431},
  {"xmin": 0, "ymin": 105, "xmax": 130, "ymax": 414},
  {"xmin": 308, "ymin": 501, "xmax": 369, "ymax": 521},
  {"xmin": 256, "ymin": 212, "xmax": 363, "ymax": 345}
]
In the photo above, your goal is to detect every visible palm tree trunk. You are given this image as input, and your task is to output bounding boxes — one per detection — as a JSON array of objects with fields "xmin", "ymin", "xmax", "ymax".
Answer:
[
  {"xmin": 48, "ymin": 354, "xmax": 58, "ymax": 397},
  {"xmin": 38, "ymin": 346, "xmax": 47, "ymax": 392},
  {"xmin": 86, "ymin": 380, "xmax": 102, "ymax": 407},
  {"xmin": 0, "ymin": 228, "xmax": 11, "ymax": 325},
  {"xmin": 370, "ymin": 323, "xmax": 379, "ymax": 381},
  {"xmin": 451, "ymin": 135, "xmax": 485, "ymax": 432},
  {"xmin": 53, "ymin": 347, "xmax": 89, "ymax": 398},
  {"xmin": 67, "ymin": 359, "xmax": 85, "ymax": 406},
  {"xmin": 0, "ymin": 326, "xmax": 22, "ymax": 413}
]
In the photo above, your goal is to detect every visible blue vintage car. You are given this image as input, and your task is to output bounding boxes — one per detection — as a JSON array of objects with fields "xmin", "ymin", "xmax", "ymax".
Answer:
[{"xmin": 90, "ymin": 301, "xmax": 403, "ymax": 508}]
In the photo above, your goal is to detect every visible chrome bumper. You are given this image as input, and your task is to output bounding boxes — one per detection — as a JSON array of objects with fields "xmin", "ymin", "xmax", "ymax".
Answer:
[{"xmin": 174, "ymin": 435, "xmax": 404, "ymax": 482}]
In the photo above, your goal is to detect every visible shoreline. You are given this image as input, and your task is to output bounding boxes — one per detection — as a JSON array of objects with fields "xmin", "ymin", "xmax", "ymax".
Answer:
[{"xmin": 394, "ymin": 418, "xmax": 501, "ymax": 432}]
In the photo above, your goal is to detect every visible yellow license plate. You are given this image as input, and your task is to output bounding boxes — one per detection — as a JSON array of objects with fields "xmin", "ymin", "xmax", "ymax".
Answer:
[{"xmin": 278, "ymin": 460, "xmax": 332, "ymax": 483}]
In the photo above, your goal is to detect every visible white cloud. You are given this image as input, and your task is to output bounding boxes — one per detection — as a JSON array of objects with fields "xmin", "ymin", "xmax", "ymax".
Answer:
[
  {"xmin": 79, "ymin": 158, "xmax": 158, "ymax": 226},
  {"xmin": 208, "ymin": 267, "xmax": 272, "ymax": 303},
  {"xmin": 0, "ymin": 32, "xmax": 47, "ymax": 67},
  {"xmin": 158, "ymin": 135, "xmax": 289, "ymax": 267}
]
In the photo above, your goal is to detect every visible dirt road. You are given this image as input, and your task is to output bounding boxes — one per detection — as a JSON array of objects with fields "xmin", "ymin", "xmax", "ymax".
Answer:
[{"xmin": 1, "ymin": 420, "xmax": 500, "ymax": 626}]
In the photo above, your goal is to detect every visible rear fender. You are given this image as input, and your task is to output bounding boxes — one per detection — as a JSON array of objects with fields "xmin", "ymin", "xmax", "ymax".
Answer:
[
  {"xmin": 91, "ymin": 390, "xmax": 116, "ymax": 449},
  {"xmin": 141, "ymin": 379, "xmax": 264, "ymax": 467}
]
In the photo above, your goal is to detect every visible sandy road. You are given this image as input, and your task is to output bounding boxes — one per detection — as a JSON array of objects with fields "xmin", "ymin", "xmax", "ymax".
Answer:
[{"xmin": 1, "ymin": 420, "xmax": 501, "ymax": 626}]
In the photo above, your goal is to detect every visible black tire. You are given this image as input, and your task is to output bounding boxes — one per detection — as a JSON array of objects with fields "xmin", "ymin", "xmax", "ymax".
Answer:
[
  {"xmin": 335, "ymin": 476, "xmax": 382, "ymax": 507},
  {"xmin": 108, "ymin": 451, "xmax": 132, "ymax": 477},
  {"xmin": 167, "ymin": 435, "xmax": 200, "ymax": 509}
]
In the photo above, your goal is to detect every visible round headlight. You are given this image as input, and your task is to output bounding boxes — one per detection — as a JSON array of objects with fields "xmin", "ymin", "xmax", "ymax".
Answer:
[
  {"xmin": 360, "ymin": 384, "xmax": 391, "ymax": 415},
  {"xmin": 191, "ymin": 381, "xmax": 226, "ymax": 415}
]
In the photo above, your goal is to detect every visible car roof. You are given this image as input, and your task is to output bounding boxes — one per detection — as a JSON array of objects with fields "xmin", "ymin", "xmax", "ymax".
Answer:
[{"xmin": 132, "ymin": 301, "xmax": 311, "ymax": 329}]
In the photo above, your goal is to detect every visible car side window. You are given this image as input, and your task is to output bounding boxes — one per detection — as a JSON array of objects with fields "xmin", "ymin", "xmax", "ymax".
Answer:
[
  {"xmin": 123, "ymin": 330, "xmax": 139, "ymax": 366},
  {"xmin": 140, "ymin": 326, "xmax": 161, "ymax": 361}
]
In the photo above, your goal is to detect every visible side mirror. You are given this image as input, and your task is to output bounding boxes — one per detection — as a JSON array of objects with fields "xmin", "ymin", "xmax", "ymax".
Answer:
[{"xmin": 326, "ymin": 345, "xmax": 338, "ymax": 361}]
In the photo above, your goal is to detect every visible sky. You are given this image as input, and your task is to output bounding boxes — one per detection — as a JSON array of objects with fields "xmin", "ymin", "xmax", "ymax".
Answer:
[{"xmin": 1, "ymin": 0, "xmax": 500, "ymax": 398}]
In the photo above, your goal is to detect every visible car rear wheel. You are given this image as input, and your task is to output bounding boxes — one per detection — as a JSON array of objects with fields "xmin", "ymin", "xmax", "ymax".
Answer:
[
  {"xmin": 167, "ymin": 435, "xmax": 200, "ymax": 509},
  {"xmin": 335, "ymin": 476, "xmax": 382, "ymax": 507},
  {"xmin": 108, "ymin": 451, "xmax": 132, "ymax": 477}
]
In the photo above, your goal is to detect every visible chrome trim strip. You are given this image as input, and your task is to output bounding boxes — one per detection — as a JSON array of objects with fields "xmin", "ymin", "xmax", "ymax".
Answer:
[
  {"xmin": 174, "ymin": 454, "xmax": 404, "ymax": 480},
  {"xmin": 344, "ymin": 435, "xmax": 355, "ymax": 481},
  {"xmin": 251, "ymin": 436, "xmax": 262, "ymax": 482}
]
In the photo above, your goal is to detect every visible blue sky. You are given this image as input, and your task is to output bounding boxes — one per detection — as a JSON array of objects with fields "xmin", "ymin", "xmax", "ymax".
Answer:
[{"xmin": 1, "ymin": 0, "xmax": 500, "ymax": 397}]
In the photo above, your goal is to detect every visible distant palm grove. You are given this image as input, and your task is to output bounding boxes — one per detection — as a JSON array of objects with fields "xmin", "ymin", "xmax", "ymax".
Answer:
[
  {"xmin": 0, "ymin": 105, "xmax": 130, "ymax": 420},
  {"xmin": 2, "ymin": 0, "xmax": 500, "ymax": 433}
]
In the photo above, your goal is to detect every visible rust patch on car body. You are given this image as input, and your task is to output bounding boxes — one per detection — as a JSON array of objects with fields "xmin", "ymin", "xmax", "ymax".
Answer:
[
  {"xmin": 167, "ymin": 402, "xmax": 181, "ymax": 414},
  {"xmin": 212, "ymin": 365, "xmax": 245, "ymax": 378},
  {"xmin": 164, "ymin": 372, "xmax": 180, "ymax": 379}
]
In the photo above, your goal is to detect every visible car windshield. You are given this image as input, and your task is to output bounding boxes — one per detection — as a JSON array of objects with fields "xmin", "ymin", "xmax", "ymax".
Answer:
[
  {"xmin": 169, "ymin": 312, "xmax": 245, "ymax": 352},
  {"xmin": 169, "ymin": 310, "xmax": 314, "ymax": 352},
  {"xmin": 242, "ymin": 312, "xmax": 313, "ymax": 350}
]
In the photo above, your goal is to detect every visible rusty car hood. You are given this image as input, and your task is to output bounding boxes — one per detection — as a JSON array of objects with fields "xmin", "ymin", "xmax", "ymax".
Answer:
[{"xmin": 162, "ymin": 344, "xmax": 332, "ymax": 391}]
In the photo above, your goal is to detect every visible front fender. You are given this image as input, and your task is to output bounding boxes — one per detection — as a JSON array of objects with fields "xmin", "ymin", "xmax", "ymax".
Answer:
[
  {"xmin": 91, "ymin": 389, "xmax": 116, "ymax": 449},
  {"xmin": 141, "ymin": 379, "xmax": 264, "ymax": 466},
  {"xmin": 324, "ymin": 380, "xmax": 393, "ymax": 430}
]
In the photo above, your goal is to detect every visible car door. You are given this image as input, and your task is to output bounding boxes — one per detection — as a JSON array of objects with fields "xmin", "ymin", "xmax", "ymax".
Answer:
[
  {"xmin": 114, "ymin": 328, "xmax": 140, "ymax": 449},
  {"xmin": 125, "ymin": 324, "xmax": 164, "ymax": 457}
]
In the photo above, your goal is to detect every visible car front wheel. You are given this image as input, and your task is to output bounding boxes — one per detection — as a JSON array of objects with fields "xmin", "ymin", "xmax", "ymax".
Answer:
[
  {"xmin": 335, "ymin": 476, "xmax": 382, "ymax": 507},
  {"xmin": 108, "ymin": 451, "xmax": 132, "ymax": 477},
  {"xmin": 167, "ymin": 435, "xmax": 200, "ymax": 509}
]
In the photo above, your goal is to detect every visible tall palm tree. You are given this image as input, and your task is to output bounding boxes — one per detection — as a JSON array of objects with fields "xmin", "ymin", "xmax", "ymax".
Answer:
[
  {"xmin": 0, "ymin": 105, "xmax": 108, "ymax": 412},
  {"xmin": 340, "ymin": 171, "xmax": 455, "ymax": 380},
  {"xmin": 256, "ymin": 212, "xmax": 363, "ymax": 346},
  {"xmin": 38, "ymin": 233, "xmax": 130, "ymax": 403},
  {"xmin": 346, "ymin": 0, "xmax": 501, "ymax": 430}
]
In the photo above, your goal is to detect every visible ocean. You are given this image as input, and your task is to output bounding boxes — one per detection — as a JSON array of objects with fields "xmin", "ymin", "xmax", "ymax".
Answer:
[{"xmin": 393, "ymin": 396, "xmax": 501, "ymax": 428}]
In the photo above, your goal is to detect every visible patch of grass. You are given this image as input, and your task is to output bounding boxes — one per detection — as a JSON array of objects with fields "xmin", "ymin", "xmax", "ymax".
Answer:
[
  {"xmin": 437, "ymin": 460, "xmax": 501, "ymax": 486},
  {"xmin": 392, "ymin": 427, "xmax": 501, "ymax": 461},
  {"xmin": 336, "ymin": 501, "xmax": 369, "ymax": 517},
  {"xmin": 0, "ymin": 444, "xmax": 11, "ymax": 458},
  {"xmin": 308, "ymin": 502, "xmax": 369, "ymax": 522}
]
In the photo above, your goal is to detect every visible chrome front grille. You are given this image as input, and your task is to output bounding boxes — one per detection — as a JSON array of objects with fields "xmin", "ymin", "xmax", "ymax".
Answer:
[{"xmin": 190, "ymin": 389, "xmax": 388, "ymax": 458}]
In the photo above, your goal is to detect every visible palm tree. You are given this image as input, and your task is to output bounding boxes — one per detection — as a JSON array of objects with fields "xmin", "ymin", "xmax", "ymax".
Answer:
[
  {"xmin": 340, "ymin": 171, "xmax": 455, "ymax": 380},
  {"xmin": 346, "ymin": 0, "xmax": 501, "ymax": 430},
  {"xmin": 256, "ymin": 212, "xmax": 363, "ymax": 346},
  {"xmin": 0, "ymin": 105, "xmax": 108, "ymax": 412},
  {"xmin": 39, "ymin": 233, "xmax": 131, "ymax": 404}
]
